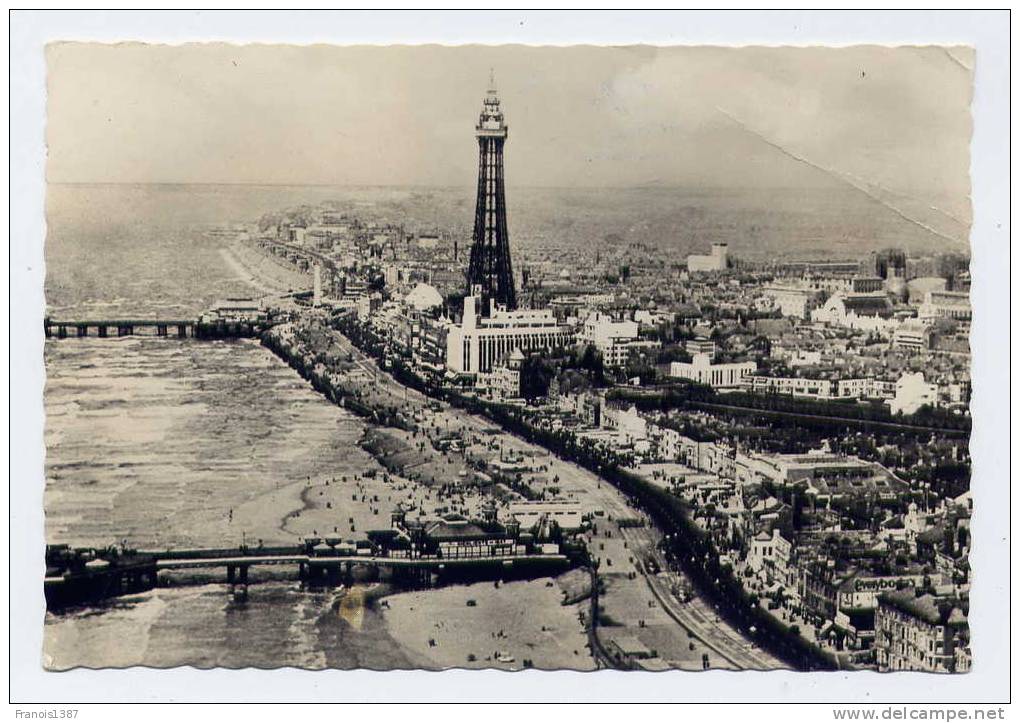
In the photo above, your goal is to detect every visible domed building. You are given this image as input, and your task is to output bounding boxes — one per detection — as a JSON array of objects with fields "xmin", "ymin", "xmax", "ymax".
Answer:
[
  {"xmin": 404, "ymin": 282, "xmax": 444, "ymax": 312},
  {"xmin": 907, "ymin": 276, "xmax": 948, "ymax": 304}
]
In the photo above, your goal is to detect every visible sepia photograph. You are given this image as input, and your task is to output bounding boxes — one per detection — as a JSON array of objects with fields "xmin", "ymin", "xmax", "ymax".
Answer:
[{"xmin": 9, "ymin": 8, "xmax": 1012, "ymax": 711}]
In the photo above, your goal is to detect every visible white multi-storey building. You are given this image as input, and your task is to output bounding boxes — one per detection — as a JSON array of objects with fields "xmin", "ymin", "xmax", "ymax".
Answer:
[
  {"xmin": 761, "ymin": 285, "xmax": 823, "ymax": 319},
  {"xmin": 686, "ymin": 337, "xmax": 716, "ymax": 357},
  {"xmin": 918, "ymin": 290, "xmax": 971, "ymax": 327},
  {"xmin": 669, "ymin": 352, "xmax": 756, "ymax": 389},
  {"xmin": 507, "ymin": 501, "xmax": 585, "ymax": 532},
  {"xmin": 446, "ymin": 290, "xmax": 574, "ymax": 375},
  {"xmin": 687, "ymin": 243, "xmax": 729, "ymax": 273},
  {"xmin": 743, "ymin": 374, "xmax": 895, "ymax": 401},
  {"xmin": 747, "ymin": 528, "xmax": 794, "ymax": 586},
  {"xmin": 893, "ymin": 322, "xmax": 931, "ymax": 352},
  {"xmin": 478, "ymin": 347, "xmax": 524, "ymax": 401},
  {"xmin": 874, "ymin": 591, "xmax": 969, "ymax": 673},
  {"xmin": 890, "ymin": 372, "xmax": 938, "ymax": 415},
  {"xmin": 577, "ymin": 311, "xmax": 654, "ymax": 368}
]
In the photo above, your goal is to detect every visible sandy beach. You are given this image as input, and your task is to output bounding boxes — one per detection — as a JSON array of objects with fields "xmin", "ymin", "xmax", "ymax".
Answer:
[
  {"xmin": 220, "ymin": 240, "xmax": 312, "ymax": 297},
  {"xmin": 381, "ymin": 572, "xmax": 596, "ymax": 671}
]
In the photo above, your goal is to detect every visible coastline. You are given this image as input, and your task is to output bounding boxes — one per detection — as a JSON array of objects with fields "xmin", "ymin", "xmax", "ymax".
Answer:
[
  {"xmin": 256, "ymin": 321, "xmax": 606, "ymax": 670},
  {"xmin": 218, "ymin": 246, "xmax": 287, "ymax": 296},
  {"xmin": 255, "ymin": 316, "xmax": 755, "ymax": 671},
  {"xmin": 219, "ymin": 240, "xmax": 313, "ymax": 297},
  {"xmin": 44, "ymin": 234, "xmax": 768, "ymax": 672},
  {"xmin": 250, "ymin": 309, "xmax": 602, "ymax": 670}
]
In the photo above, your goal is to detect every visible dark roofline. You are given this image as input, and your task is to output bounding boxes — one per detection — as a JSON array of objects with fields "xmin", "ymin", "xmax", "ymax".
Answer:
[{"xmin": 878, "ymin": 590, "xmax": 968, "ymax": 627}]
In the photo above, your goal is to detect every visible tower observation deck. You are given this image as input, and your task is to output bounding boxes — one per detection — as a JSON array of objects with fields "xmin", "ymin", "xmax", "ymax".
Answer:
[{"xmin": 466, "ymin": 72, "xmax": 517, "ymax": 311}]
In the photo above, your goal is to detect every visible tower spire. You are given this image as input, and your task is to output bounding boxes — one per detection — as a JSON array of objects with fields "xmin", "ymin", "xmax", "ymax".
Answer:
[{"xmin": 466, "ymin": 73, "xmax": 516, "ymax": 311}]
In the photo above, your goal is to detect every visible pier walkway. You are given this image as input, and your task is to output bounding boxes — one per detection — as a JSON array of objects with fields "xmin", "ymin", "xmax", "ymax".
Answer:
[
  {"xmin": 45, "ymin": 318, "xmax": 196, "ymax": 339},
  {"xmin": 154, "ymin": 552, "xmax": 567, "ymax": 570},
  {"xmin": 143, "ymin": 546, "xmax": 570, "ymax": 586},
  {"xmin": 44, "ymin": 318, "xmax": 265, "ymax": 340},
  {"xmin": 47, "ymin": 543, "xmax": 570, "ymax": 609}
]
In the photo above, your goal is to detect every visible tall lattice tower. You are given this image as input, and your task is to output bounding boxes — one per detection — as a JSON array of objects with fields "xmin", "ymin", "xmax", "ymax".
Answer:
[{"xmin": 466, "ymin": 71, "xmax": 517, "ymax": 311}]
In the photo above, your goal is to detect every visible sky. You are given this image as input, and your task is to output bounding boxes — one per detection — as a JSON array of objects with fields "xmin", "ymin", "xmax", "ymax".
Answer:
[{"xmin": 46, "ymin": 43, "xmax": 974, "ymax": 226}]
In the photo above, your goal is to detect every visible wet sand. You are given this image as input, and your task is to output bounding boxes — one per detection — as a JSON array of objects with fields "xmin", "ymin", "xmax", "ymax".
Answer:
[{"xmin": 44, "ymin": 582, "xmax": 427, "ymax": 671}]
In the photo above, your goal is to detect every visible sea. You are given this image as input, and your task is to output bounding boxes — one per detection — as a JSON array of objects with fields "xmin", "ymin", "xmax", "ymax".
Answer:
[{"xmin": 43, "ymin": 183, "xmax": 425, "ymax": 670}]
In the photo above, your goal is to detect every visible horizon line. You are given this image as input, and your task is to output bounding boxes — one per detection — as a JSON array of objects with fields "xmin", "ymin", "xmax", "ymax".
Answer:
[{"xmin": 47, "ymin": 180, "xmax": 894, "ymax": 192}]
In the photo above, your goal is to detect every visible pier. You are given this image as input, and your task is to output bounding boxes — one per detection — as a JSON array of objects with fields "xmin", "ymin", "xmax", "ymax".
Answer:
[
  {"xmin": 44, "ymin": 546, "xmax": 160, "ymax": 610},
  {"xmin": 148, "ymin": 545, "xmax": 571, "ymax": 589},
  {"xmin": 45, "ymin": 542, "xmax": 574, "ymax": 610},
  {"xmin": 45, "ymin": 318, "xmax": 196, "ymax": 339},
  {"xmin": 44, "ymin": 318, "xmax": 265, "ymax": 340}
]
